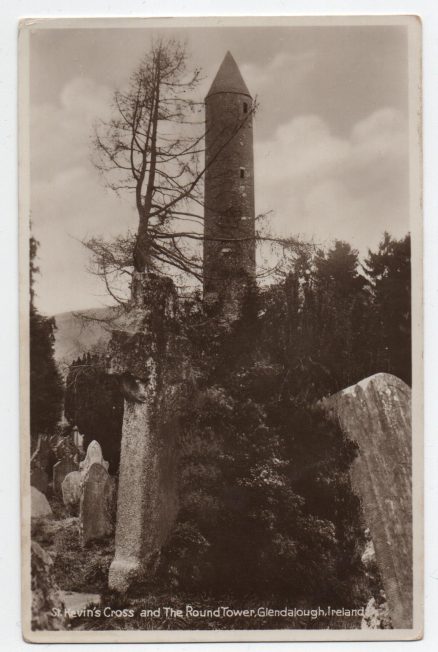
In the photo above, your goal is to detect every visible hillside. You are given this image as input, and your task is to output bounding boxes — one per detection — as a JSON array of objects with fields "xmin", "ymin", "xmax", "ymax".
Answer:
[{"xmin": 53, "ymin": 307, "xmax": 114, "ymax": 367}]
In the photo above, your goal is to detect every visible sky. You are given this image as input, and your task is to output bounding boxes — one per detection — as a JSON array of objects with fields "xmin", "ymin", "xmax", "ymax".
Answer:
[{"xmin": 28, "ymin": 21, "xmax": 411, "ymax": 315}]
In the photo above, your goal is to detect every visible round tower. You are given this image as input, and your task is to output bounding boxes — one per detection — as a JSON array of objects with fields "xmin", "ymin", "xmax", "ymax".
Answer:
[{"xmin": 203, "ymin": 51, "xmax": 256, "ymax": 321}]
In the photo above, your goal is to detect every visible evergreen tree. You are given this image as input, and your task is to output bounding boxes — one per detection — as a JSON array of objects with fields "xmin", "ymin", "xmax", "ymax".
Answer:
[
  {"xmin": 364, "ymin": 233, "xmax": 411, "ymax": 385},
  {"xmin": 260, "ymin": 241, "xmax": 371, "ymax": 399},
  {"xmin": 64, "ymin": 359, "xmax": 123, "ymax": 473},
  {"xmin": 312, "ymin": 241, "xmax": 371, "ymax": 391},
  {"xmin": 29, "ymin": 237, "xmax": 64, "ymax": 442},
  {"xmin": 160, "ymin": 293, "xmax": 369, "ymax": 608},
  {"xmin": 155, "ymin": 232, "xmax": 410, "ymax": 612}
]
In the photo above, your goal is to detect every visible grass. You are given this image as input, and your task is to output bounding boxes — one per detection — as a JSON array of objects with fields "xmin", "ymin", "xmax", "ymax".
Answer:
[
  {"xmin": 70, "ymin": 590, "xmax": 364, "ymax": 631},
  {"xmin": 31, "ymin": 513, "xmax": 114, "ymax": 594},
  {"xmin": 30, "ymin": 498, "xmax": 372, "ymax": 632}
]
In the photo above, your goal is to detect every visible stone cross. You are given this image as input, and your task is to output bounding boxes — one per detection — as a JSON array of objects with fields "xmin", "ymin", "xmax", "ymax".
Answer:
[
  {"xmin": 80, "ymin": 463, "xmax": 113, "ymax": 545},
  {"xmin": 323, "ymin": 372, "xmax": 412, "ymax": 629},
  {"xmin": 107, "ymin": 273, "xmax": 181, "ymax": 593}
]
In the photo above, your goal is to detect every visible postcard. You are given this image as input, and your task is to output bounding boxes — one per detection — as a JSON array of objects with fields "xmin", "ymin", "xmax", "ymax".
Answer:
[{"xmin": 19, "ymin": 15, "xmax": 422, "ymax": 642}]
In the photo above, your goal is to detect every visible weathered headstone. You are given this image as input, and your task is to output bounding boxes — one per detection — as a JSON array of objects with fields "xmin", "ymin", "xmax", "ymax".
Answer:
[
  {"xmin": 53, "ymin": 458, "xmax": 78, "ymax": 495},
  {"xmin": 61, "ymin": 470, "xmax": 82, "ymax": 514},
  {"xmin": 107, "ymin": 273, "xmax": 181, "ymax": 592},
  {"xmin": 323, "ymin": 372, "xmax": 412, "ymax": 629},
  {"xmin": 80, "ymin": 463, "xmax": 113, "ymax": 545},
  {"xmin": 31, "ymin": 486, "xmax": 53, "ymax": 518},
  {"xmin": 79, "ymin": 440, "xmax": 109, "ymax": 476}
]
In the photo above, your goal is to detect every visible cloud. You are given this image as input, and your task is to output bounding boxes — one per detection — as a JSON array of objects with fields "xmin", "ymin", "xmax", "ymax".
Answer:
[
  {"xmin": 255, "ymin": 107, "xmax": 409, "ymax": 253},
  {"xmin": 31, "ymin": 73, "xmax": 410, "ymax": 314},
  {"xmin": 30, "ymin": 77, "xmax": 138, "ymax": 314},
  {"xmin": 241, "ymin": 50, "xmax": 316, "ymax": 96},
  {"xmin": 32, "ymin": 165, "xmax": 136, "ymax": 315},
  {"xmin": 30, "ymin": 77, "xmax": 112, "ymax": 183}
]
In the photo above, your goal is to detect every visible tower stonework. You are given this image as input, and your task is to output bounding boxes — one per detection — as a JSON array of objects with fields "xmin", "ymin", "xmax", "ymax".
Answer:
[{"xmin": 203, "ymin": 52, "xmax": 256, "ymax": 321}]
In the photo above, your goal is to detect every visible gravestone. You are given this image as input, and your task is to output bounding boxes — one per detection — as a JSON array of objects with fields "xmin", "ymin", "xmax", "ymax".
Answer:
[
  {"xmin": 61, "ymin": 470, "xmax": 82, "ymax": 514},
  {"xmin": 79, "ymin": 440, "xmax": 109, "ymax": 476},
  {"xmin": 80, "ymin": 463, "xmax": 113, "ymax": 545},
  {"xmin": 31, "ymin": 486, "xmax": 52, "ymax": 519},
  {"xmin": 323, "ymin": 372, "xmax": 412, "ymax": 629},
  {"xmin": 53, "ymin": 458, "xmax": 78, "ymax": 495}
]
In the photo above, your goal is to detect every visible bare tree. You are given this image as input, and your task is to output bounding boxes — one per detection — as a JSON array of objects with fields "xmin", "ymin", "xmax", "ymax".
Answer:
[
  {"xmin": 90, "ymin": 40, "xmax": 242, "ymax": 290},
  {"xmin": 87, "ymin": 39, "xmax": 306, "ymax": 304}
]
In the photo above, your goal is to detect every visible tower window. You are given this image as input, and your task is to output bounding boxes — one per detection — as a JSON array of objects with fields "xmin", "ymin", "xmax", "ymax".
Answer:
[
  {"xmin": 243, "ymin": 102, "xmax": 248, "ymax": 113},
  {"xmin": 240, "ymin": 168, "xmax": 245, "ymax": 179}
]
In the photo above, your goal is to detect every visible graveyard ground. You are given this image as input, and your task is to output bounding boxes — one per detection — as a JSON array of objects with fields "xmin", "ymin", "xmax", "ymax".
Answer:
[{"xmin": 31, "ymin": 490, "xmax": 377, "ymax": 631}]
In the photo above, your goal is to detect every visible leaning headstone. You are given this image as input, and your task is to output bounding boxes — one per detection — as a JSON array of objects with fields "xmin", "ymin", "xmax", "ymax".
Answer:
[
  {"xmin": 31, "ymin": 486, "xmax": 53, "ymax": 519},
  {"xmin": 61, "ymin": 471, "xmax": 82, "ymax": 514},
  {"xmin": 80, "ymin": 463, "xmax": 113, "ymax": 545},
  {"xmin": 79, "ymin": 440, "xmax": 109, "ymax": 476},
  {"xmin": 31, "ymin": 542, "xmax": 66, "ymax": 631},
  {"xmin": 323, "ymin": 372, "xmax": 412, "ymax": 629},
  {"xmin": 53, "ymin": 458, "xmax": 79, "ymax": 495}
]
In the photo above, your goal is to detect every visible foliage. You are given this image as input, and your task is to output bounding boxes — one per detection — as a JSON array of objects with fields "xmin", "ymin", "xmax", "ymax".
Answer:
[
  {"xmin": 31, "ymin": 516, "xmax": 114, "ymax": 594},
  {"xmin": 363, "ymin": 232, "xmax": 411, "ymax": 384},
  {"xmin": 158, "ymin": 232, "xmax": 410, "ymax": 607},
  {"xmin": 259, "ymin": 234, "xmax": 411, "ymax": 397},
  {"xmin": 64, "ymin": 354, "xmax": 124, "ymax": 473},
  {"xmin": 158, "ymin": 294, "xmax": 366, "ymax": 607},
  {"xmin": 58, "ymin": 230, "xmax": 410, "ymax": 613},
  {"xmin": 30, "ymin": 237, "xmax": 64, "ymax": 441}
]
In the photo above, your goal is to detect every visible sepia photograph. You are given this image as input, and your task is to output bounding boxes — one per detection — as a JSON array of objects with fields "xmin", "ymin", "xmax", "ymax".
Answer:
[{"xmin": 19, "ymin": 15, "xmax": 422, "ymax": 643}]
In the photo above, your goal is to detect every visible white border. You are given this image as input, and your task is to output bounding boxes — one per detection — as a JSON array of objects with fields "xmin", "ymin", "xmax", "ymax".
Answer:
[
  {"xmin": 19, "ymin": 12, "xmax": 423, "ymax": 645},
  {"xmin": 1, "ymin": 2, "xmax": 437, "ymax": 650}
]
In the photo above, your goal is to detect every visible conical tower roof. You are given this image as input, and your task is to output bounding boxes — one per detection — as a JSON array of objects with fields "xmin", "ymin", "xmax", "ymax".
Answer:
[{"xmin": 206, "ymin": 51, "xmax": 252, "ymax": 99}]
